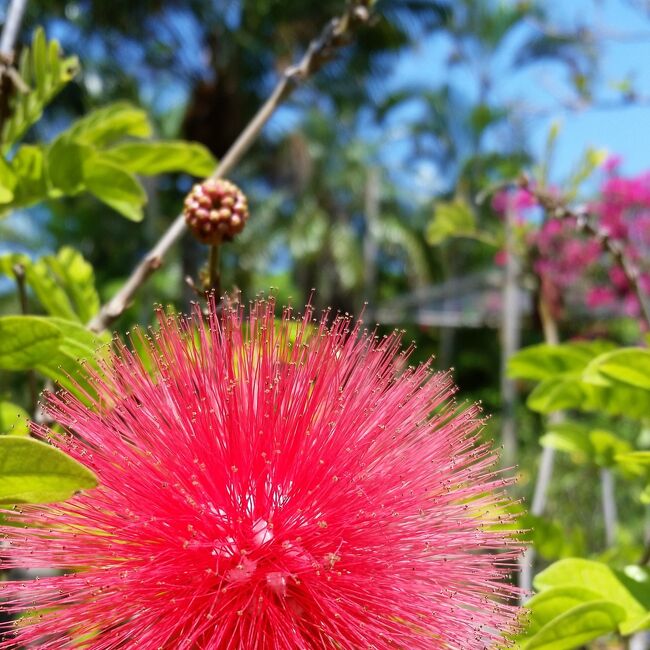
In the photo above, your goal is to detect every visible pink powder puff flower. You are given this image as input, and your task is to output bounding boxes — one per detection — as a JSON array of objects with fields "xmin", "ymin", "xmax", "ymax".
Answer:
[{"xmin": 0, "ymin": 299, "xmax": 520, "ymax": 649}]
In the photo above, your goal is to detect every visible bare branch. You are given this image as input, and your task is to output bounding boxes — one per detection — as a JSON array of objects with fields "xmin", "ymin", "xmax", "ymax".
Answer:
[
  {"xmin": 89, "ymin": 2, "xmax": 372, "ymax": 333},
  {"xmin": 0, "ymin": 0, "xmax": 28, "ymax": 56}
]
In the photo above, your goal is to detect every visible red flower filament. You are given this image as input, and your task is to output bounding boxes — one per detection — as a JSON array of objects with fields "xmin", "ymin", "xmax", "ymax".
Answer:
[{"xmin": 1, "ymin": 300, "xmax": 520, "ymax": 648}]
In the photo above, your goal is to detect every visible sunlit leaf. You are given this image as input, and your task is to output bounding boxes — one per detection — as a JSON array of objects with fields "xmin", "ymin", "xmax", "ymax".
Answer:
[{"xmin": 0, "ymin": 436, "xmax": 97, "ymax": 504}]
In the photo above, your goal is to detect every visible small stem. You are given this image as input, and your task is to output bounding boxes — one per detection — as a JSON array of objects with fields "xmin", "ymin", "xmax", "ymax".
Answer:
[
  {"xmin": 12, "ymin": 263, "xmax": 38, "ymax": 414},
  {"xmin": 207, "ymin": 244, "xmax": 221, "ymax": 297}
]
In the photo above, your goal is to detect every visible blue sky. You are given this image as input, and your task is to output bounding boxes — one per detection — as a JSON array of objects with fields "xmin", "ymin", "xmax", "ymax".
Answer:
[{"xmin": 385, "ymin": 0, "xmax": 650, "ymax": 190}]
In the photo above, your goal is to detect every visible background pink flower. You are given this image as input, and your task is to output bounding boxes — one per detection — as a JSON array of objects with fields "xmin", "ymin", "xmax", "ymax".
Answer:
[{"xmin": 1, "ymin": 300, "xmax": 520, "ymax": 649}]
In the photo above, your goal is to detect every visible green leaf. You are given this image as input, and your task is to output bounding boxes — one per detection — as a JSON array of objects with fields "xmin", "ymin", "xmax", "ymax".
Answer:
[
  {"xmin": 0, "ymin": 402, "xmax": 30, "ymax": 436},
  {"xmin": 540, "ymin": 424, "xmax": 632, "ymax": 468},
  {"xmin": 25, "ymin": 258, "xmax": 79, "ymax": 321},
  {"xmin": 534, "ymin": 559, "xmax": 648, "ymax": 624},
  {"xmin": 67, "ymin": 102, "xmax": 151, "ymax": 147},
  {"xmin": 590, "ymin": 429, "xmax": 632, "ymax": 468},
  {"xmin": 0, "ymin": 316, "xmax": 63, "ymax": 370},
  {"xmin": 0, "ymin": 316, "xmax": 107, "ymax": 400},
  {"xmin": 46, "ymin": 247, "xmax": 100, "ymax": 322},
  {"xmin": 1, "ymin": 28, "xmax": 79, "ymax": 151},
  {"xmin": 46, "ymin": 134, "xmax": 89, "ymax": 196},
  {"xmin": 83, "ymin": 157, "xmax": 146, "ymax": 221},
  {"xmin": 427, "ymin": 198, "xmax": 478, "ymax": 245},
  {"xmin": 0, "ymin": 252, "xmax": 30, "ymax": 277},
  {"xmin": 586, "ymin": 348, "xmax": 650, "ymax": 391},
  {"xmin": 526, "ymin": 375, "xmax": 584, "ymax": 413},
  {"xmin": 9, "ymin": 145, "xmax": 49, "ymax": 208},
  {"xmin": 508, "ymin": 341, "xmax": 614, "ymax": 382},
  {"xmin": 0, "ymin": 156, "xmax": 17, "ymax": 204},
  {"xmin": 540, "ymin": 422, "xmax": 592, "ymax": 460},
  {"xmin": 101, "ymin": 141, "xmax": 217, "ymax": 177},
  {"xmin": 523, "ymin": 586, "xmax": 609, "ymax": 637},
  {"xmin": 0, "ymin": 436, "xmax": 96, "ymax": 504},
  {"xmin": 523, "ymin": 601, "xmax": 626, "ymax": 650}
]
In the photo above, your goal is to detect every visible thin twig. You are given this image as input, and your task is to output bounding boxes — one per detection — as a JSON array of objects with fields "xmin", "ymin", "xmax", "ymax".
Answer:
[
  {"xmin": 0, "ymin": 0, "xmax": 28, "ymax": 139},
  {"xmin": 12, "ymin": 263, "xmax": 38, "ymax": 414},
  {"xmin": 0, "ymin": 0, "xmax": 28, "ymax": 56},
  {"xmin": 88, "ymin": 2, "xmax": 373, "ymax": 333}
]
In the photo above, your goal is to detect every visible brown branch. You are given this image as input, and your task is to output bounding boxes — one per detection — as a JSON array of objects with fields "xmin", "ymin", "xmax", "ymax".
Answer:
[
  {"xmin": 88, "ymin": 2, "xmax": 373, "ymax": 333},
  {"xmin": 522, "ymin": 179, "xmax": 650, "ymax": 330}
]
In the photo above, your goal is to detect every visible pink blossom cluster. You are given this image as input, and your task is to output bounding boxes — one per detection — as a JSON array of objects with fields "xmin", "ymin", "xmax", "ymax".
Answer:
[{"xmin": 492, "ymin": 163, "xmax": 650, "ymax": 321}]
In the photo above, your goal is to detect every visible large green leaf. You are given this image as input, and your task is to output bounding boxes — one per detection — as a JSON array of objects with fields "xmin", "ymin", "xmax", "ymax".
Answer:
[
  {"xmin": 523, "ymin": 586, "xmax": 604, "ymax": 637},
  {"xmin": 46, "ymin": 135, "xmax": 89, "ymax": 196},
  {"xmin": 0, "ymin": 436, "xmax": 96, "ymax": 504},
  {"xmin": 523, "ymin": 601, "xmax": 626, "ymax": 650},
  {"xmin": 0, "ymin": 402, "xmax": 30, "ymax": 436},
  {"xmin": 25, "ymin": 258, "xmax": 78, "ymax": 321},
  {"xmin": 0, "ymin": 316, "xmax": 63, "ymax": 370},
  {"xmin": 83, "ymin": 157, "xmax": 146, "ymax": 221},
  {"xmin": 508, "ymin": 341, "xmax": 614, "ymax": 382},
  {"xmin": 67, "ymin": 102, "xmax": 151, "ymax": 147},
  {"xmin": 526, "ymin": 374, "xmax": 650, "ymax": 418},
  {"xmin": 585, "ymin": 348, "xmax": 650, "ymax": 391},
  {"xmin": 101, "ymin": 141, "xmax": 216, "ymax": 177},
  {"xmin": 540, "ymin": 422, "xmax": 592, "ymax": 459},
  {"xmin": 0, "ymin": 316, "xmax": 107, "ymax": 399},
  {"xmin": 534, "ymin": 559, "xmax": 650, "ymax": 629}
]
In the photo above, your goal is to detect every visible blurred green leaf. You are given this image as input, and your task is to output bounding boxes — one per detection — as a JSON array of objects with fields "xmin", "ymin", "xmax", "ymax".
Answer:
[
  {"xmin": 0, "ymin": 157, "xmax": 17, "ymax": 204},
  {"xmin": 83, "ymin": 157, "xmax": 146, "ymax": 221},
  {"xmin": 0, "ymin": 402, "xmax": 30, "ymax": 436},
  {"xmin": 518, "ymin": 513, "xmax": 586, "ymax": 560},
  {"xmin": 46, "ymin": 135, "xmax": 90, "ymax": 196},
  {"xmin": 540, "ymin": 423, "xmax": 631, "ymax": 468},
  {"xmin": 101, "ymin": 141, "xmax": 217, "ymax": 177},
  {"xmin": 585, "ymin": 348, "xmax": 650, "ymax": 391},
  {"xmin": 1, "ymin": 28, "xmax": 79, "ymax": 152},
  {"xmin": 508, "ymin": 341, "xmax": 614, "ymax": 382},
  {"xmin": 67, "ymin": 102, "xmax": 151, "ymax": 147},
  {"xmin": 0, "ymin": 436, "xmax": 97, "ymax": 504},
  {"xmin": 426, "ymin": 198, "xmax": 485, "ymax": 245},
  {"xmin": 9, "ymin": 145, "xmax": 49, "ymax": 208},
  {"xmin": 540, "ymin": 422, "xmax": 593, "ymax": 460}
]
